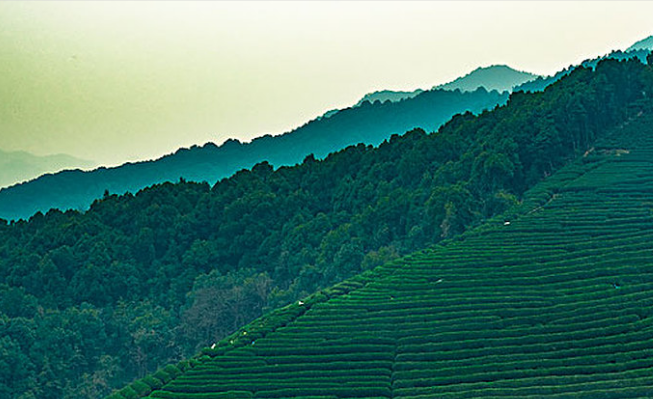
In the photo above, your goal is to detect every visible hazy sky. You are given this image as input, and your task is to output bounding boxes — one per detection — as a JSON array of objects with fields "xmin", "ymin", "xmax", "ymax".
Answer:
[{"xmin": 1, "ymin": 1, "xmax": 652, "ymax": 166}]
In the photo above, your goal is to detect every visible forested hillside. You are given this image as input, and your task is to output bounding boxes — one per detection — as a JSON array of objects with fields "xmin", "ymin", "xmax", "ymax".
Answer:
[
  {"xmin": 119, "ymin": 96, "xmax": 653, "ymax": 399},
  {"xmin": 0, "ymin": 56, "xmax": 651, "ymax": 399},
  {"xmin": 0, "ymin": 88, "xmax": 506, "ymax": 222}
]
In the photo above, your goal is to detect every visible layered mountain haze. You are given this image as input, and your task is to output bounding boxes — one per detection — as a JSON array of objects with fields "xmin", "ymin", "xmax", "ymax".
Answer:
[
  {"xmin": 6, "ymin": 33, "xmax": 652, "ymax": 222},
  {"xmin": 0, "ymin": 63, "xmax": 541, "ymax": 221},
  {"xmin": 0, "ymin": 87, "xmax": 507, "ymax": 221},
  {"xmin": 354, "ymin": 65, "xmax": 539, "ymax": 108},
  {"xmin": 0, "ymin": 150, "xmax": 95, "ymax": 188}
]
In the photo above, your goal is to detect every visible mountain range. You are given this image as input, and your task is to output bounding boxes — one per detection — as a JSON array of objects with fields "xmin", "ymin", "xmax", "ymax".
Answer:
[
  {"xmin": 354, "ymin": 64, "xmax": 538, "ymax": 106},
  {"xmin": 2, "ymin": 36, "xmax": 651, "ymax": 224},
  {"xmin": 0, "ymin": 87, "xmax": 507, "ymax": 221},
  {"xmin": 0, "ymin": 63, "xmax": 544, "ymax": 221}
]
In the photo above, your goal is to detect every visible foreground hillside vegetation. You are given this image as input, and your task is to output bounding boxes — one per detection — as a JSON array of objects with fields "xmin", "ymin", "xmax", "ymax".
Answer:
[
  {"xmin": 1, "ymin": 56, "xmax": 652, "ymax": 398},
  {"xmin": 122, "ymin": 101, "xmax": 653, "ymax": 398}
]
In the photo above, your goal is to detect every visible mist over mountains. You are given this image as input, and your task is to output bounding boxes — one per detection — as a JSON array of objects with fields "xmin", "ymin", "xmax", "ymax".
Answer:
[
  {"xmin": 0, "ymin": 88, "xmax": 507, "ymax": 221},
  {"xmin": 435, "ymin": 64, "xmax": 538, "ymax": 92},
  {"xmin": 2, "ymin": 35, "xmax": 651, "ymax": 223},
  {"xmin": 0, "ymin": 150, "xmax": 95, "ymax": 189},
  {"xmin": 0, "ymin": 64, "xmax": 538, "ymax": 221},
  {"xmin": 355, "ymin": 64, "xmax": 539, "ymax": 107}
]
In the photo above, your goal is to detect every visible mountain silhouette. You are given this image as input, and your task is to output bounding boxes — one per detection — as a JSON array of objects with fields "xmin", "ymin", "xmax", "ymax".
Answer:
[
  {"xmin": 353, "ymin": 65, "xmax": 539, "ymax": 108},
  {"xmin": 436, "ymin": 64, "xmax": 538, "ymax": 92}
]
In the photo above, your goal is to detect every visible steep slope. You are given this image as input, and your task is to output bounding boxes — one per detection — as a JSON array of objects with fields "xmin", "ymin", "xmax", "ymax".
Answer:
[
  {"xmin": 113, "ymin": 100, "xmax": 653, "ymax": 399},
  {"xmin": 0, "ymin": 88, "xmax": 506, "ymax": 221},
  {"xmin": 0, "ymin": 150, "xmax": 95, "ymax": 188},
  {"xmin": 436, "ymin": 65, "xmax": 538, "ymax": 93}
]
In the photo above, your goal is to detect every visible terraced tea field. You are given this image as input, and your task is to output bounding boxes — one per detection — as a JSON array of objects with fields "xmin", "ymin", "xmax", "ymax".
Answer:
[{"xmin": 111, "ymin": 111, "xmax": 653, "ymax": 399}]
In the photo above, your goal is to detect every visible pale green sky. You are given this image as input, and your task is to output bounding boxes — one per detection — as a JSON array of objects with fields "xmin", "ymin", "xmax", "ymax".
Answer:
[{"xmin": 0, "ymin": 1, "xmax": 652, "ymax": 166}]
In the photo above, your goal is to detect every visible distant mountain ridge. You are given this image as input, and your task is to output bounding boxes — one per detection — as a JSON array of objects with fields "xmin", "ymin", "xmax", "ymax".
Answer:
[
  {"xmin": 352, "ymin": 65, "xmax": 539, "ymax": 108},
  {"xmin": 0, "ymin": 87, "xmax": 507, "ymax": 221},
  {"xmin": 435, "ymin": 64, "xmax": 539, "ymax": 92},
  {"xmin": 0, "ymin": 150, "xmax": 95, "ymax": 188},
  {"xmin": 4, "ymin": 35, "xmax": 650, "ymax": 221}
]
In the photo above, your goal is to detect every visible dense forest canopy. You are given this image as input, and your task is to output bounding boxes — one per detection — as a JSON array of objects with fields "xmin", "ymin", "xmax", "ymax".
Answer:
[
  {"xmin": 0, "ymin": 56, "xmax": 652, "ymax": 399},
  {"xmin": 113, "ymin": 97, "xmax": 653, "ymax": 399}
]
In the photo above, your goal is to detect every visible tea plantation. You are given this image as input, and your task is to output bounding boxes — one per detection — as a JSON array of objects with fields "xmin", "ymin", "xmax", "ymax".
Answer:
[{"xmin": 108, "ymin": 107, "xmax": 653, "ymax": 398}]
